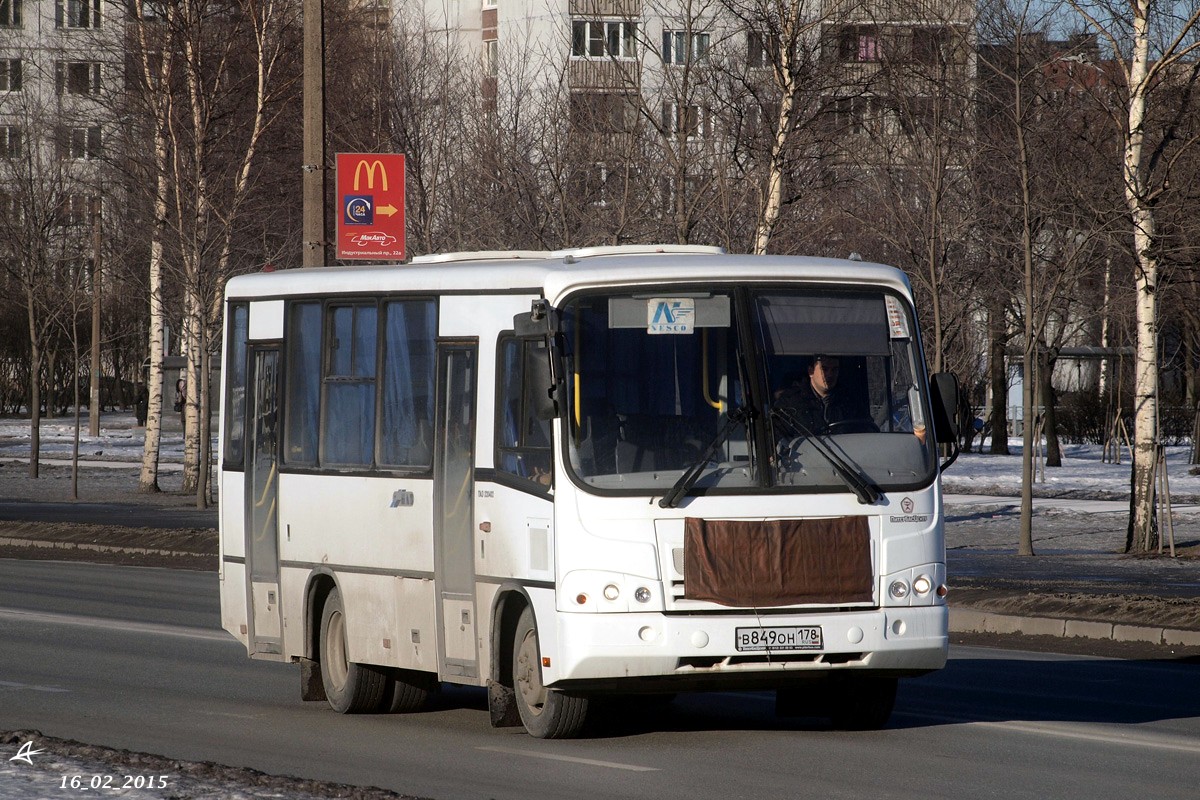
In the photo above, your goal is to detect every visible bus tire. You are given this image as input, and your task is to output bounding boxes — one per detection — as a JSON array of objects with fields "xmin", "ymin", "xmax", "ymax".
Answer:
[
  {"xmin": 512, "ymin": 606, "xmax": 588, "ymax": 739},
  {"xmin": 828, "ymin": 675, "xmax": 897, "ymax": 730},
  {"xmin": 383, "ymin": 669, "xmax": 436, "ymax": 713},
  {"xmin": 319, "ymin": 587, "xmax": 388, "ymax": 714}
]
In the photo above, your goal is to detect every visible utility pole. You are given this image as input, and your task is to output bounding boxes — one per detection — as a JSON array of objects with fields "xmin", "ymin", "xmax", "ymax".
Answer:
[
  {"xmin": 89, "ymin": 197, "xmax": 102, "ymax": 437},
  {"xmin": 303, "ymin": 0, "xmax": 327, "ymax": 268}
]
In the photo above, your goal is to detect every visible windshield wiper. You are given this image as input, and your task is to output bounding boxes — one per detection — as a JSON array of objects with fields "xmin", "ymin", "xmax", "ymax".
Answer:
[
  {"xmin": 659, "ymin": 406, "xmax": 753, "ymax": 509},
  {"xmin": 770, "ymin": 407, "xmax": 881, "ymax": 505}
]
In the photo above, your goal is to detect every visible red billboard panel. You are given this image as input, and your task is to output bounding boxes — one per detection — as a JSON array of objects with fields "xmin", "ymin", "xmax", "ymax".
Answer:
[{"xmin": 335, "ymin": 153, "xmax": 405, "ymax": 261}]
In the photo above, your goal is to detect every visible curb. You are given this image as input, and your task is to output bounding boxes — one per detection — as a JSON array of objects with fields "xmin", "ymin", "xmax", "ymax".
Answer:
[
  {"xmin": 0, "ymin": 537, "xmax": 212, "ymax": 559},
  {"xmin": 950, "ymin": 607, "xmax": 1200, "ymax": 647}
]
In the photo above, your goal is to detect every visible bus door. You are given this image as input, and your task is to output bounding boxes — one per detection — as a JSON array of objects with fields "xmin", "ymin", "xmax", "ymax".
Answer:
[
  {"xmin": 434, "ymin": 341, "xmax": 479, "ymax": 680},
  {"xmin": 244, "ymin": 346, "xmax": 282, "ymax": 656}
]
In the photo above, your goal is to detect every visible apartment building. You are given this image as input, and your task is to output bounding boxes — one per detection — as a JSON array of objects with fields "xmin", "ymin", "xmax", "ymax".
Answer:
[{"xmin": 0, "ymin": 0, "xmax": 117, "ymax": 239}]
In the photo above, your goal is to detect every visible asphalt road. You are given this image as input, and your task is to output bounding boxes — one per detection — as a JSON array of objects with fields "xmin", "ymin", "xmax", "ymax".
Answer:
[{"xmin": 1, "ymin": 559, "xmax": 1198, "ymax": 800}]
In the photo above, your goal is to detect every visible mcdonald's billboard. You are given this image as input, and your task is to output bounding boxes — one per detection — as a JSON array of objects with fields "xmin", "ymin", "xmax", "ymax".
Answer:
[{"xmin": 335, "ymin": 153, "xmax": 405, "ymax": 261}]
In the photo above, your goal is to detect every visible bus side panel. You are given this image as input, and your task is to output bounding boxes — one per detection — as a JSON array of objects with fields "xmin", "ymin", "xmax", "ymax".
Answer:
[
  {"xmin": 277, "ymin": 473, "xmax": 435, "ymax": 572},
  {"xmin": 335, "ymin": 571, "xmax": 402, "ymax": 667},
  {"xmin": 474, "ymin": 485, "xmax": 554, "ymax": 584},
  {"xmin": 475, "ymin": 485, "xmax": 555, "ymax": 687},
  {"xmin": 221, "ymin": 561, "xmax": 250, "ymax": 649},
  {"xmin": 395, "ymin": 575, "xmax": 439, "ymax": 673},
  {"xmin": 218, "ymin": 471, "xmax": 248, "ymax": 647}
]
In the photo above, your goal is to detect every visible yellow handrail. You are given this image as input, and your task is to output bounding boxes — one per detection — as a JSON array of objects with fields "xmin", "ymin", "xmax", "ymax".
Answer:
[
  {"xmin": 701, "ymin": 329, "xmax": 723, "ymax": 412},
  {"xmin": 574, "ymin": 321, "xmax": 582, "ymax": 429}
]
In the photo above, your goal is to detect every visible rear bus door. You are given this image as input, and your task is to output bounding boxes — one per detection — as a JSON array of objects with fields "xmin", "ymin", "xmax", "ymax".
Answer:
[{"xmin": 244, "ymin": 346, "xmax": 283, "ymax": 657}]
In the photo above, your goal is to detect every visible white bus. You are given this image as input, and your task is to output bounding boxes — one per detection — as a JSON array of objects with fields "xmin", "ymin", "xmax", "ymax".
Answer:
[{"xmin": 218, "ymin": 246, "xmax": 960, "ymax": 738}]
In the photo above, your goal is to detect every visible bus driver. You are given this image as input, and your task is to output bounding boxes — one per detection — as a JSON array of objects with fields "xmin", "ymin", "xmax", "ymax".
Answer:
[{"xmin": 774, "ymin": 354, "xmax": 855, "ymax": 434}]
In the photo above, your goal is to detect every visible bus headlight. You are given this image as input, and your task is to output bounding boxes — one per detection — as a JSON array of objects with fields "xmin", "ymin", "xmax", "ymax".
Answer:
[
  {"xmin": 913, "ymin": 575, "xmax": 933, "ymax": 596},
  {"xmin": 634, "ymin": 587, "xmax": 652, "ymax": 603},
  {"xmin": 603, "ymin": 584, "xmax": 620, "ymax": 601},
  {"xmin": 889, "ymin": 580, "xmax": 910, "ymax": 600}
]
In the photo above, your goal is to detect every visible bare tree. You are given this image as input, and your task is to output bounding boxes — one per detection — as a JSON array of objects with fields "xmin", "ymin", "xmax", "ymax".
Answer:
[
  {"xmin": 0, "ymin": 71, "xmax": 97, "ymax": 479},
  {"xmin": 977, "ymin": 3, "xmax": 1125, "ymax": 555}
]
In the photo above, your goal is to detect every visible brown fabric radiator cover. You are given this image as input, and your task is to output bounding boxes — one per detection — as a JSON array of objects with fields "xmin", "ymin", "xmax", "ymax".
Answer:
[{"xmin": 683, "ymin": 516, "xmax": 873, "ymax": 607}]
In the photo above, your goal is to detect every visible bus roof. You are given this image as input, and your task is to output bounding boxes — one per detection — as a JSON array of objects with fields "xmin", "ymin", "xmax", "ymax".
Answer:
[{"xmin": 224, "ymin": 248, "xmax": 915, "ymax": 304}]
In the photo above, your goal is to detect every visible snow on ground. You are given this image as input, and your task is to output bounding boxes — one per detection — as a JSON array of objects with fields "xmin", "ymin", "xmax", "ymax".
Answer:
[
  {"xmin": 0, "ymin": 413, "xmax": 187, "ymax": 465},
  {"xmin": 943, "ymin": 441, "xmax": 1200, "ymax": 500}
]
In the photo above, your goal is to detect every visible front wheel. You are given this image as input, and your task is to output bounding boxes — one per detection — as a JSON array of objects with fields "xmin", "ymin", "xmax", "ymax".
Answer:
[
  {"xmin": 512, "ymin": 606, "xmax": 589, "ymax": 738},
  {"xmin": 319, "ymin": 587, "xmax": 389, "ymax": 714}
]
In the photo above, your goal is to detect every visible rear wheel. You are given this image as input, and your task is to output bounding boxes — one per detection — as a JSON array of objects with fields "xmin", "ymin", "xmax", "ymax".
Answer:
[
  {"xmin": 319, "ymin": 587, "xmax": 389, "ymax": 714},
  {"xmin": 383, "ymin": 669, "xmax": 436, "ymax": 713},
  {"xmin": 828, "ymin": 676, "xmax": 897, "ymax": 730},
  {"xmin": 512, "ymin": 606, "xmax": 589, "ymax": 739}
]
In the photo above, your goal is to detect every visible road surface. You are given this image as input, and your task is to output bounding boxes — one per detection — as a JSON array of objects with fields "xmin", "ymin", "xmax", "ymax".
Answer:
[{"xmin": 1, "ymin": 559, "xmax": 1197, "ymax": 800}]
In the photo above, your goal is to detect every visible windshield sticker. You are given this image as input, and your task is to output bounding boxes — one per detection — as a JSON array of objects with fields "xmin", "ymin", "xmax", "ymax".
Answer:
[
  {"xmin": 885, "ymin": 296, "xmax": 910, "ymax": 339},
  {"xmin": 647, "ymin": 298, "xmax": 696, "ymax": 334}
]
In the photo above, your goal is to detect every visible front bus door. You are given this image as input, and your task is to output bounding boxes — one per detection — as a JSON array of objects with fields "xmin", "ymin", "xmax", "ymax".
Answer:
[
  {"xmin": 434, "ymin": 341, "xmax": 479, "ymax": 680},
  {"xmin": 245, "ymin": 347, "xmax": 282, "ymax": 657}
]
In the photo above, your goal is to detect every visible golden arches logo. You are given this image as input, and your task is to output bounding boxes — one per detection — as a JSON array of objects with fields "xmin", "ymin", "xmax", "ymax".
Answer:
[{"xmin": 352, "ymin": 159, "xmax": 389, "ymax": 191}]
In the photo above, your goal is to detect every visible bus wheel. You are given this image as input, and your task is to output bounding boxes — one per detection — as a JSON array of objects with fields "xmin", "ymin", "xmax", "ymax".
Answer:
[
  {"xmin": 319, "ymin": 587, "xmax": 388, "ymax": 714},
  {"xmin": 828, "ymin": 676, "xmax": 897, "ymax": 730},
  {"xmin": 383, "ymin": 669, "xmax": 436, "ymax": 713},
  {"xmin": 512, "ymin": 606, "xmax": 588, "ymax": 739}
]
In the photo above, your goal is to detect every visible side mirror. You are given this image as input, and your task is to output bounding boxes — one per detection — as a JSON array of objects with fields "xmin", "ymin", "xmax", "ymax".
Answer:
[
  {"xmin": 930, "ymin": 372, "xmax": 960, "ymax": 445},
  {"xmin": 514, "ymin": 299, "xmax": 558, "ymax": 339}
]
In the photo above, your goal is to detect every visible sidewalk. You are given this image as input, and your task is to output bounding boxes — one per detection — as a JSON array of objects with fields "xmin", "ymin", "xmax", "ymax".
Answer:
[{"xmin": 943, "ymin": 491, "xmax": 1200, "ymax": 647}]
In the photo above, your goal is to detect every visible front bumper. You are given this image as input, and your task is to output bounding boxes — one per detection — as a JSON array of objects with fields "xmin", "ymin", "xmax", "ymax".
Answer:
[{"xmin": 547, "ymin": 605, "xmax": 948, "ymax": 690}]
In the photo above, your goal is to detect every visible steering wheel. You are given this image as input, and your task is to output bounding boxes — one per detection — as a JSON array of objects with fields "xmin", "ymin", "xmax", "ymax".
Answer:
[{"xmin": 825, "ymin": 418, "xmax": 880, "ymax": 434}]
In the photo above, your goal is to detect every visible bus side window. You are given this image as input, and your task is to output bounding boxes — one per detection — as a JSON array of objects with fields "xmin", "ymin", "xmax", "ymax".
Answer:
[{"xmin": 496, "ymin": 336, "xmax": 552, "ymax": 487}]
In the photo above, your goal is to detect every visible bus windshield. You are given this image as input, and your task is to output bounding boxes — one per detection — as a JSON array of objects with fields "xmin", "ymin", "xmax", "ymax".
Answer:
[{"xmin": 562, "ymin": 287, "xmax": 937, "ymax": 497}]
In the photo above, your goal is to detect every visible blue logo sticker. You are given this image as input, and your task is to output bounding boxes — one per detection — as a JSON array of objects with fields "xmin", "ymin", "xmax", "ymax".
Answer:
[
  {"xmin": 344, "ymin": 195, "xmax": 374, "ymax": 225},
  {"xmin": 647, "ymin": 299, "xmax": 696, "ymax": 334}
]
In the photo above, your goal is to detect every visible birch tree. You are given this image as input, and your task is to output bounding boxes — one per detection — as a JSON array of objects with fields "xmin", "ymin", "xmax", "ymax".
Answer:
[
  {"xmin": 716, "ymin": 0, "xmax": 847, "ymax": 253},
  {"xmin": 1067, "ymin": 0, "xmax": 1200, "ymax": 552}
]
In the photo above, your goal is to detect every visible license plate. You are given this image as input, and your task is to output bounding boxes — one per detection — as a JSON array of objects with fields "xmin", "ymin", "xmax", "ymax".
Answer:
[{"xmin": 735, "ymin": 625, "xmax": 823, "ymax": 652}]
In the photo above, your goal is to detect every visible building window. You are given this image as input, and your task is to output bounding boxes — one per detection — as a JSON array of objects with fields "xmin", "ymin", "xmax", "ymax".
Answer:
[
  {"xmin": 0, "ymin": 0, "xmax": 22, "ymax": 27},
  {"xmin": 56, "ymin": 61, "xmax": 102, "ymax": 95},
  {"xmin": 662, "ymin": 101, "xmax": 711, "ymax": 139},
  {"xmin": 483, "ymin": 38, "xmax": 498, "ymax": 77},
  {"xmin": 56, "ymin": 194, "xmax": 93, "ymax": 226},
  {"xmin": 0, "ymin": 125, "xmax": 21, "ymax": 158},
  {"xmin": 58, "ymin": 126, "xmax": 102, "ymax": 160},
  {"xmin": 56, "ymin": 0, "xmax": 100, "ymax": 28},
  {"xmin": 571, "ymin": 19, "xmax": 637, "ymax": 59},
  {"xmin": 0, "ymin": 191, "xmax": 21, "ymax": 223},
  {"xmin": 912, "ymin": 26, "xmax": 952, "ymax": 66},
  {"xmin": 838, "ymin": 25, "xmax": 881, "ymax": 62},
  {"xmin": 662, "ymin": 30, "xmax": 709, "ymax": 65},
  {"xmin": 0, "ymin": 59, "xmax": 20, "ymax": 91},
  {"xmin": 746, "ymin": 30, "xmax": 769, "ymax": 68}
]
